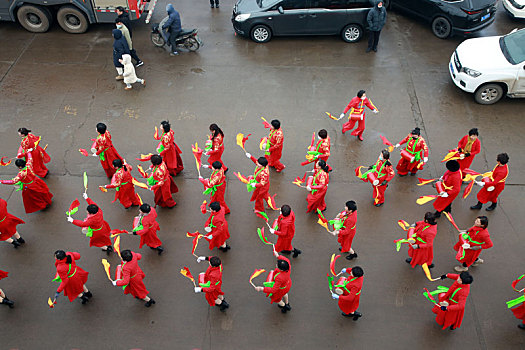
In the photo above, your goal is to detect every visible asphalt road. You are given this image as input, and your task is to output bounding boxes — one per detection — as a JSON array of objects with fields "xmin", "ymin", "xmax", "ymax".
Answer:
[{"xmin": 0, "ymin": 1, "xmax": 524, "ymax": 349}]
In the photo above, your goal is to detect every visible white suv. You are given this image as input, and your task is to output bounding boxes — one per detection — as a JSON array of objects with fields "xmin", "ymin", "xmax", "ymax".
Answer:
[
  {"xmin": 503, "ymin": 0, "xmax": 525, "ymax": 19},
  {"xmin": 449, "ymin": 28, "xmax": 525, "ymax": 104}
]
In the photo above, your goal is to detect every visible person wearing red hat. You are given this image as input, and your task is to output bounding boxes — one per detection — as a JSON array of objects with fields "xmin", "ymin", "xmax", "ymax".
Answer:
[
  {"xmin": 470, "ymin": 153, "xmax": 509, "ymax": 212},
  {"xmin": 331, "ymin": 266, "xmax": 364, "ymax": 319},
  {"xmin": 194, "ymin": 256, "xmax": 229, "ymax": 311},
  {"xmin": 340, "ymin": 90, "xmax": 379, "ymax": 141}
]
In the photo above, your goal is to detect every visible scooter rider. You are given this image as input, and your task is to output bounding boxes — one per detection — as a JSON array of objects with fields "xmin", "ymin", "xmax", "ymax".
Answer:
[{"xmin": 162, "ymin": 4, "xmax": 182, "ymax": 56}]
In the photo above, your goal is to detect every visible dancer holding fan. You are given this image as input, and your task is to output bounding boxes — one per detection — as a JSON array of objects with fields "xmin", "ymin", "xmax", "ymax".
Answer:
[
  {"xmin": 154, "ymin": 121, "xmax": 183, "ymax": 176},
  {"xmin": 194, "ymin": 256, "xmax": 229, "ymax": 311},
  {"xmin": 51, "ymin": 250, "xmax": 92, "ymax": 306},
  {"xmin": 17, "ymin": 127, "xmax": 50, "ymax": 178},
  {"xmin": 253, "ymin": 250, "xmax": 292, "ymax": 313}
]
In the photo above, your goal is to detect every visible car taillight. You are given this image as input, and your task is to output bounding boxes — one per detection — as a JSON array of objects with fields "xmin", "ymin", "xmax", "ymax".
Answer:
[{"xmin": 462, "ymin": 9, "xmax": 482, "ymax": 14}]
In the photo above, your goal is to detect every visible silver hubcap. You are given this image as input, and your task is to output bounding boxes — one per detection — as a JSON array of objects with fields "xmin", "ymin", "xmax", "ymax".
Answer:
[
  {"xmin": 480, "ymin": 88, "xmax": 499, "ymax": 102},
  {"xmin": 345, "ymin": 27, "xmax": 359, "ymax": 41},
  {"xmin": 254, "ymin": 28, "xmax": 268, "ymax": 42}
]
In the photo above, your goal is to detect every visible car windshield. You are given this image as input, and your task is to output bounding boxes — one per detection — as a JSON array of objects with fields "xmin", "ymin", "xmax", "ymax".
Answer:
[{"xmin": 500, "ymin": 29, "xmax": 525, "ymax": 65}]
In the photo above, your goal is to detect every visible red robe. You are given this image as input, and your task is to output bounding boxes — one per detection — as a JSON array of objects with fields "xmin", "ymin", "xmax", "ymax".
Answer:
[
  {"xmin": 17, "ymin": 133, "xmax": 50, "ymax": 178},
  {"xmin": 157, "ymin": 130, "xmax": 183, "ymax": 176},
  {"xmin": 72, "ymin": 198, "xmax": 112, "ymax": 248},
  {"xmin": 337, "ymin": 211, "xmax": 357, "ymax": 253},
  {"xmin": 396, "ymin": 134, "xmax": 429, "ymax": 175},
  {"xmin": 453, "ymin": 226, "xmax": 493, "ymax": 267},
  {"xmin": 265, "ymin": 128, "xmax": 285, "ymax": 172},
  {"xmin": 433, "ymin": 170, "xmax": 462, "ymax": 212},
  {"xmin": 249, "ymin": 156, "xmax": 270, "ymax": 212},
  {"xmin": 54, "ymin": 252, "xmax": 89, "ymax": 302},
  {"xmin": 133, "ymin": 208, "xmax": 162, "ymax": 248},
  {"xmin": 0, "ymin": 198, "xmax": 25, "ymax": 241},
  {"xmin": 201, "ymin": 264, "xmax": 225, "ymax": 306},
  {"xmin": 311, "ymin": 137, "xmax": 330, "ymax": 163},
  {"xmin": 149, "ymin": 162, "xmax": 178, "ymax": 208},
  {"xmin": 1, "ymin": 154, "xmax": 53, "ymax": 213},
  {"xmin": 342, "ymin": 97, "xmax": 377, "ymax": 136},
  {"xmin": 93, "ymin": 131, "xmax": 122, "ymax": 178},
  {"xmin": 457, "ymin": 135, "xmax": 481, "ymax": 170},
  {"xmin": 407, "ymin": 221, "xmax": 437, "ymax": 267},
  {"xmin": 207, "ymin": 133, "xmax": 227, "ymax": 171},
  {"xmin": 432, "ymin": 274, "xmax": 470, "ymax": 329},
  {"xmin": 371, "ymin": 159, "xmax": 395, "ymax": 205},
  {"xmin": 273, "ymin": 211, "xmax": 296, "ymax": 252},
  {"xmin": 511, "ymin": 291, "xmax": 525, "ymax": 324},
  {"xmin": 263, "ymin": 255, "xmax": 292, "ymax": 303},
  {"xmin": 116, "ymin": 252, "xmax": 149, "ymax": 299},
  {"xmin": 336, "ymin": 276, "xmax": 363, "ymax": 314},
  {"xmin": 477, "ymin": 164, "xmax": 508, "ymax": 204},
  {"xmin": 105, "ymin": 165, "xmax": 140, "ymax": 208},
  {"xmin": 200, "ymin": 168, "xmax": 230, "ymax": 214},
  {"xmin": 205, "ymin": 207, "xmax": 230, "ymax": 250},
  {"xmin": 306, "ymin": 169, "xmax": 329, "ymax": 213}
]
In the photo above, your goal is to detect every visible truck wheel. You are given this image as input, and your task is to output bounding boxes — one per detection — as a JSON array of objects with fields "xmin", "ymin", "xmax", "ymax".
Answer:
[
  {"xmin": 57, "ymin": 6, "xmax": 88, "ymax": 34},
  {"xmin": 16, "ymin": 5, "xmax": 52, "ymax": 33},
  {"xmin": 474, "ymin": 84, "xmax": 504, "ymax": 105}
]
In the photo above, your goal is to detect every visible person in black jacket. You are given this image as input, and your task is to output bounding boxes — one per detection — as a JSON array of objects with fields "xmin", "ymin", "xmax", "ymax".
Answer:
[
  {"xmin": 162, "ymin": 4, "xmax": 182, "ymax": 56},
  {"xmin": 113, "ymin": 29, "xmax": 130, "ymax": 80},
  {"xmin": 116, "ymin": 7, "xmax": 133, "ymax": 37},
  {"xmin": 366, "ymin": 0, "xmax": 387, "ymax": 53}
]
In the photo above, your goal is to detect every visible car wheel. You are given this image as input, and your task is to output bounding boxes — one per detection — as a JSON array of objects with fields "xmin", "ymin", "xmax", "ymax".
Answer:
[
  {"xmin": 431, "ymin": 16, "xmax": 451, "ymax": 39},
  {"xmin": 250, "ymin": 25, "xmax": 272, "ymax": 43},
  {"xmin": 474, "ymin": 84, "xmax": 504, "ymax": 105},
  {"xmin": 16, "ymin": 5, "xmax": 52, "ymax": 33},
  {"xmin": 56, "ymin": 6, "xmax": 88, "ymax": 34},
  {"xmin": 341, "ymin": 24, "xmax": 362, "ymax": 43}
]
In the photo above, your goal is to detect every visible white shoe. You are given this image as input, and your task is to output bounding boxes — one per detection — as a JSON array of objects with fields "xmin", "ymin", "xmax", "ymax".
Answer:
[
  {"xmin": 454, "ymin": 265, "xmax": 468, "ymax": 272},
  {"xmin": 471, "ymin": 258, "xmax": 484, "ymax": 266}
]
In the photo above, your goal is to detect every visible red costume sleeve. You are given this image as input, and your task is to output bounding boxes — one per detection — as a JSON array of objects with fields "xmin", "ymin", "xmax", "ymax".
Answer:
[
  {"xmin": 484, "ymin": 166, "xmax": 508, "ymax": 187},
  {"xmin": 135, "ymin": 214, "xmax": 155, "ymax": 236},
  {"xmin": 343, "ymin": 98, "xmax": 358, "ymax": 114},
  {"xmin": 201, "ymin": 268, "xmax": 221, "ymax": 293},
  {"xmin": 72, "ymin": 216, "xmax": 95, "ymax": 228},
  {"xmin": 274, "ymin": 217, "xmax": 292, "ymax": 237},
  {"xmin": 457, "ymin": 135, "xmax": 467, "ymax": 150},
  {"xmin": 384, "ymin": 165, "xmax": 395, "ymax": 182},
  {"xmin": 421, "ymin": 139, "xmax": 429, "ymax": 158},
  {"xmin": 263, "ymin": 271, "xmax": 288, "ymax": 294},
  {"xmin": 86, "ymin": 198, "xmax": 96, "ymax": 206},
  {"xmin": 105, "ymin": 172, "xmax": 122, "ymax": 189},
  {"xmin": 446, "ymin": 287, "xmax": 469, "ymax": 311},
  {"xmin": 479, "ymin": 230, "xmax": 493, "ymax": 250},
  {"xmin": 470, "ymin": 139, "xmax": 481, "ymax": 156},
  {"xmin": 250, "ymin": 155, "xmax": 257, "ymax": 164},
  {"xmin": 116, "ymin": 266, "xmax": 131, "ymax": 287},
  {"xmin": 338, "ymin": 214, "xmax": 356, "ymax": 236},
  {"xmin": 446, "ymin": 273, "xmax": 459, "ymax": 280},
  {"xmin": 364, "ymin": 98, "xmax": 377, "ymax": 110},
  {"xmin": 398, "ymin": 135, "xmax": 409, "ymax": 146},
  {"xmin": 70, "ymin": 252, "xmax": 81, "ymax": 260},
  {"xmin": 56, "ymin": 264, "xmax": 70, "ymax": 293}
]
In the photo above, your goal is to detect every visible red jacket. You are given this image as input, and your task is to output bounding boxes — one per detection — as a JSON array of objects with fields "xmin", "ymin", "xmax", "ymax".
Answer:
[
  {"xmin": 337, "ymin": 276, "xmax": 363, "ymax": 314},
  {"xmin": 134, "ymin": 208, "xmax": 162, "ymax": 248},
  {"xmin": 407, "ymin": 221, "xmax": 437, "ymax": 267},
  {"xmin": 54, "ymin": 252, "xmax": 89, "ymax": 302},
  {"xmin": 72, "ymin": 198, "xmax": 111, "ymax": 247},
  {"xmin": 249, "ymin": 156, "xmax": 270, "ymax": 202},
  {"xmin": 343, "ymin": 97, "xmax": 376, "ymax": 117},
  {"xmin": 311, "ymin": 137, "xmax": 330, "ymax": 161},
  {"xmin": 337, "ymin": 210, "xmax": 357, "ymax": 253},
  {"xmin": 477, "ymin": 164, "xmax": 508, "ymax": 203},
  {"xmin": 263, "ymin": 255, "xmax": 292, "ymax": 303},
  {"xmin": 433, "ymin": 170, "xmax": 462, "ymax": 212},
  {"xmin": 453, "ymin": 226, "xmax": 493, "ymax": 266},
  {"xmin": 398, "ymin": 134, "xmax": 429, "ymax": 160},
  {"xmin": 432, "ymin": 273, "xmax": 470, "ymax": 329},
  {"xmin": 205, "ymin": 207, "xmax": 230, "ymax": 250},
  {"xmin": 457, "ymin": 135, "xmax": 480, "ymax": 169},
  {"xmin": 273, "ymin": 211, "xmax": 296, "ymax": 252},
  {"xmin": 0, "ymin": 198, "xmax": 25, "ymax": 241},
  {"xmin": 201, "ymin": 264, "xmax": 224, "ymax": 306},
  {"xmin": 116, "ymin": 252, "xmax": 149, "ymax": 299}
]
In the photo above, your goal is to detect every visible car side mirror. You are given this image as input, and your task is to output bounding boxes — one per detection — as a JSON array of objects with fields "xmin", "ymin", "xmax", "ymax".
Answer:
[{"xmin": 277, "ymin": 6, "xmax": 284, "ymax": 14}]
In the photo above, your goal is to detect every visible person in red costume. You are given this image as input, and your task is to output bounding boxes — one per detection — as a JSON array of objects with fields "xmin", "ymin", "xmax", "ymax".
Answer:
[
  {"xmin": 433, "ymin": 160, "xmax": 462, "ymax": 218},
  {"xmin": 92, "ymin": 123, "xmax": 123, "ymax": 179},
  {"xmin": 340, "ymin": 89, "xmax": 379, "ymax": 141},
  {"xmin": 254, "ymin": 251, "xmax": 292, "ymax": 313},
  {"xmin": 194, "ymin": 256, "xmax": 229, "ymax": 311},
  {"xmin": 264, "ymin": 119, "xmax": 285, "ymax": 172},
  {"xmin": 405, "ymin": 212, "xmax": 437, "ymax": 268},
  {"xmin": 457, "ymin": 128, "xmax": 481, "ymax": 171},
  {"xmin": 331, "ymin": 201, "xmax": 358, "ymax": 260},
  {"xmin": 129, "ymin": 203, "xmax": 163, "ymax": 255},
  {"xmin": 510, "ymin": 275, "xmax": 525, "ymax": 330},
  {"xmin": 103, "ymin": 159, "xmax": 141, "ymax": 209},
  {"xmin": 331, "ymin": 266, "xmax": 364, "ymax": 320},
  {"xmin": 0, "ymin": 153, "xmax": 53, "ymax": 214},
  {"xmin": 269, "ymin": 204, "xmax": 301, "ymax": 258},
  {"xmin": 361, "ymin": 149, "xmax": 394, "ymax": 207},
  {"xmin": 0, "ymin": 269, "xmax": 14, "ymax": 308},
  {"xmin": 312, "ymin": 129, "xmax": 331, "ymax": 163},
  {"xmin": 205, "ymin": 124, "xmax": 227, "ymax": 172},
  {"xmin": 199, "ymin": 161, "xmax": 230, "ymax": 214},
  {"xmin": 112, "ymin": 249, "xmax": 156, "ymax": 307},
  {"xmin": 244, "ymin": 153, "xmax": 270, "ymax": 213},
  {"xmin": 395, "ymin": 127, "xmax": 429, "ymax": 176},
  {"xmin": 453, "ymin": 216, "xmax": 493, "ymax": 272},
  {"xmin": 147, "ymin": 155, "xmax": 178, "ymax": 208},
  {"xmin": 306, "ymin": 159, "xmax": 330, "ymax": 213},
  {"xmin": 53, "ymin": 250, "xmax": 92, "ymax": 304},
  {"xmin": 432, "ymin": 271, "xmax": 473, "ymax": 330},
  {"xmin": 156, "ymin": 120, "xmax": 183, "ymax": 176},
  {"xmin": 470, "ymin": 152, "xmax": 509, "ymax": 212},
  {"xmin": 0, "ymin": 198, "xmax": 26, "ymax": 249},
  {"xmin": 17, "ymin": 127, "xmax": 50, "ymax": 178},
  {"xmin": 203, "ymin": 201, "xmax": 230, "ymax": 252},
  {"xmin": 67, "ymin": 193, "xmax": 113, "ymax": 254}
]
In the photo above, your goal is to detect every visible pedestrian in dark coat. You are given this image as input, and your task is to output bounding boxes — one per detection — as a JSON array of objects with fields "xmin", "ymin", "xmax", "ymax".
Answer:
[
  {"xmin": 116, "ymin": 6, "xmax": 133, "ymax": 37},
  {"xmin": 162, "ymin": 4, "xmax": 182, "ymax": 56},
  {"xmin": 366, "ymin": 0, "xmax": 387, "ymax": 52},
  {"xmin": 113, "ymin": 29, "xmax": 130, "ymax": 80}
]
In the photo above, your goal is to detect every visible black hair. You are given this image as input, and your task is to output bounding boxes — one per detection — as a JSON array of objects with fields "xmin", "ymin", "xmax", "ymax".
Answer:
[
  {"xmin": 318, "ymin": 129, "xmax": 327, "ymax": 139},
  {"xmin": 477, "ymin": 216, "xmax": 488, "ymax": 229},
  {"xmin": 112, "ymin": 159, "xmax": 123, "ymax": 169},
  {"xmin": 351, "ymin": 266, "xmax": 364, "ymax": 277},
  {"xmin": 381, "ymin": 149, "xmax": 390, "ymax": 160},
  {"xmin": 151, "ymin": 154, "xmax": 162, "ymax": 166},
  {"xmin": 411, "ymin": 127, "xmax": 421, "ymax": 136},
  {"xmin": 317, "ymin": 159, "xmax": 330, "ymax": 172},
  {"xmin": 15, "ymin": 159, "xmax": 26, "ymax": 168},
  {"xmin": 357, "ymin": 90, "xmax": 366, "ymax": 98},
  {"xmin": 161, "ymin": 121, "xmax": 171, "ymax": 132},
  {"xmin": 345, "ymin": 200, "xmax": 357, "ymax": 212},
  {"xmin": 121, "ymin": 249, "xmax": 132, "ymax": 262},
  {"xmin": 115, "ymin": 18, "xmax": 123, "ymax": 24},
  {"xmin": 18, "ymin": 128, "xmax": 30, "ymax": 136},
  {"xmin": 281, "ymin": 204, "xmax": 291, "ymax": 217},
  {"xmin": 257, "ymin": 157, "xmax": 268, "ymax": 167},
  {"xmin": 209, "ymin": 256, "xmax": 221, "ymax": 267},
  {"xmin": 271, "ymin": 119, "xmax": 281, "ymax": 129},
  {"xmin": 277, "ymin": 259, "xmax": 290, "ymax": 272},
  {"xmin": 210, "ymin": 201, "xmax": 221, "ymax": 212},
  {"xmin": 468, "ymin": 128, "xmax": 479, "ymax": 136},
  {"xmin": 87, "ymin": 204, "xmax": 99, "ymax": 214},
  {"xmin": 96, "ymin": 123, "xmax": 107, "ymax": 134},
  {"xmin": 116, "ymin": 6, "xmax": 126, "ymax": 12},
  {"xmin": 460, "ymin": 271, "xmax": 473, "ymax": 285},
  {"xmin": 212, "ymin": 161, "xmax": 222, "ymax": 170},
  {"xmin": 497, "ymin": 153, "xmax": 509, "ymax": 165},
  {"xmin": 424, "ymin": 212, "xmax": 437, "ymax": 225},
  {"xmin": 209, "ymin": 124, "xmax": 224, "ymax": 141},
  {"xmin": 140, "ymin": 203, "xmax": 151, "ymax": 213},
  {"xmin": 55, "ymin": 250, "xmax": 66, "ymax": 260},
  {"xmin": 446, "ymin": 160, "xmax": 460, "ymax": 172}
]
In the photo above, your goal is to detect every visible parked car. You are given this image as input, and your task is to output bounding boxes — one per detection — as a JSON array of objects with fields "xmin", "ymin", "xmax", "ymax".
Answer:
[
  {"xmin": 449, "ymin": 28, "xmax": 525, "ymax": 104},
  {"xmin": 232, "ymin": 0, "xmax": 374, "ymax": 43},
  {"xmin": 503, "ymin": 0, "xmax": 525, "ymax": 19},
  {"xmin": 387, "ymin": 0, "xmax": 497, "ymax": 39}
]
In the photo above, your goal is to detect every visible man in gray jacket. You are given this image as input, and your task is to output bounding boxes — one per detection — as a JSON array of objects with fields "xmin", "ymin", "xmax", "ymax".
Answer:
[
  {"xmin": 115, "ymin": 18, "xmax": 144, "ymax": 67},
  {"xmin": 366, "ymin": 0, "xmax": 387, "ymax": 53}
]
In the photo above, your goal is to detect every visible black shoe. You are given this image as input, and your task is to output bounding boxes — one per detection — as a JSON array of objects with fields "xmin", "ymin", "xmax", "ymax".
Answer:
[
  {"xmin": 219, "ymin": 244, "xmax": 231, "ymax": 252},
  {"xmin": 281, "ymin": 304, "xmax": 291, "ymax": 313},
  {"xmin": 16, "ymin": 237, "xmax": 25, "ymax": 244},
  {"xmin": 366, "ymin": 47, "xmax": 372, "ymax": 53},
  {"xmin": 81, "ymin": 294, "xmax": 89, "ymax": 304},
  {"xmin": 518, "ymin": 324, "xmax": 525, "ymax": 329},
  {"xmin": 342, "ymin": 312, "xmax": 352, "ymax": 317},
  {"xmin": 405, "ymin": 258, "xmax": 412, "ymax": 264},
  {"xmin": 157, "ymin": 246, "xmax": 164, "ymax": 255},
  {"xmin": 373, "ymin": 48, "xmax": 377, "ymax": 52},
  {"xmin": 429, "ymin": 263, "xmax": 435, "ymax": 268},
  {"xmin": 449, "ymin": 326, "xmax": 455, "ymax": 331},
  {"xmin": 210, "ymin": 4, "xmax": 214, "ymax": 7},
  {"xmin": 135, "ymin": 61, "xmax": 144, "ymax": 67},
  {"xmin": 105, "ymin": 246, "xmax": 113, "ymax": 255},
  {"xmin": 280, "ymin": 250, "xmax": 292, "ymax": 255},
  {"xmin": 409, "ymin": 172, "xmax": 416, "ymax": 176},
  {"xmin": 352, "ymin": 311, "xmax": 362, "ymax": 321},
  {"xmin": 470, "ymin": 202, "xmax": 482, "ymax": 210},
  {"xmin": 486, "ymin": 203, "xmax": 497, "ymax": 211},
  {"xmin": 216, "ymin": 4, "xmax": 220, "ymax": 7},
  {"xmin": 398, "ymin": 174, "xmax": 407, "ymax": 177},
  {"xmin": 145, "ymin": 298, "xmax": 156, "ymax": 307},
  {"xmin": 84, "ymin": 291, "xmax": 93, "ymax": 298},
  {"xmin": 338, "ymin": 247, "xmax": 342, "ymax": 251},
  {"xmin": 346, "ymin": 253, "xmax": 357, "ymax": 260},
  {"xmin": 219, "ymin": 300, "xmax": 229, "ymax": 311},
  {"xmin": 374, "ymin": 203, "xmax": 383, "ymax": 207},
  {"xmin": 1, "ymin": 299, "xmax": 14, "ymax": 308},
  {"xmin": 292, "ymin": 249, "xmax": 302, "ymax": 258},
  {"xmin": 11, "ymin": 240, "xmax": 21, "ymax": 249}
]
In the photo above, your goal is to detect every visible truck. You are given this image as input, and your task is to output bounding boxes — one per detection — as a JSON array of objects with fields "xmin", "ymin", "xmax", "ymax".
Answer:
[{"xmin": 0, "ymin": 0, "xmax": 156, "ymax": 34}]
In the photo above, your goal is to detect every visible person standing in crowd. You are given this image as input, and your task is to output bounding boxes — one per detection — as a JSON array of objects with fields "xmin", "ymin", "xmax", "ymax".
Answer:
[
  {"xmin": 340, "ymin": 90, "xmax": 379, "ymax": 141},
  {"xmin": 312, "ymin": 129, "xmax": 331, "ymax": 164},
  {"xmin": 470, "ymin": 153, "xmax": 509, "ymax": 212},
  {"xmin": 331, "ymin": 266, "xmax": 364, "ymax": 320},
  {"xmin": 366, "ymin": 1, "xmax": 387, "ymax": 53},
  {"xmin": 433, "ymin": 160, "xmax": 462, "ymax": 217},
  {"xmin": 92, "ymin": 123, "xmax": 123, "ymax": 179},
  {"xmin": 254, "ymin": 251, "xmax": 292, "ymax": 313},
  {"xmin": 205, "ymin": 124, "xmax": 227, "ymax": 172},
  {"xmin": 244, "ymin": 153, "xmax": 270, "ymax": 213},
  {"xmin": 17, "ymin": 127, "xmax": 51, "ymax": 178},
  {"xmin": 405, "ymin": 212, "xmax": 437, "ymax": 268},
  {"xmin": 203, "ymin": 201, "xmax": 230, "ymax": 252},
  {"xmin": 102, "ymin": 159, "xmax": 141, "ymax": 209},
  {"xmin": 453, "ymin": 216, "xmax": 493, "ymax": 272},
  {"xmin": 199, "ymin": 161, "xmax": 230, "ymax": 214},
  {"xmin": 0, "ymin": 198, "xmax": 25, "ymax": 249},
  {"xmin": 130, "ymin": 203, "xmax": 164, "ymax": 255},
  {"xmin": 194, "ymin": 256, "xmax": 229, "ymax": 311},
  {"xmin": 119, "ymin": 55, "xmax": 145, "ymax": 90},
  {"xmin": 395, "ymin": 127, "xmax": 429, "ymax": 176},
  {"xmin": 112, "ymin": 29, "xmax": 130, "ymax": 81},
  {"xmin": 358, "ymin": 149, "xmax": 394, "ymax": 207},
  {"xmin": 52, "ymin": 250, "xmax": 92, "ymax": 305},
  {"xmin": 0, "ymin": 270, "xmax": 14, "ymax": 308},
  {"xmin": 147, "ymin": 155, "xmax": 178, "ymax": 208},
  {"xmin": 115, "ymin": 18, "xmax": 143, "ymax": 67},
  {"xmin": 306, "ymin": 159, "xmax": 330, "ymax": 213},
  {"xmin": 432, "ymin": 272, "xmax": 473, "ymax": 330},
  {"xmin": 163, "ymin": 4, "xmax": 182, "ymax": 56},
  {"xmin": 112, "ymin": 250, "xmax": 156, "ymax": 307},
  {"xmin": 270, "ymin": 204, "xmax": 301, "ymax": 258},
  {"xmin": 331, "ymin": 201, "xmax": 358, "ymax": 260},
  {"xmin": 264, "ymin": 119, "xmax": 285, "ymax": 173},
  {"xmin": 456, "ymin": 128, "xmax": 481, "ymax": 172},
  {"xmin": 156, "ymin": 120, "xmax": 184, "ymax": 176},
  {"xmin": 116, "ymin": 6, "xmax": 133, "ymax": 37}
]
